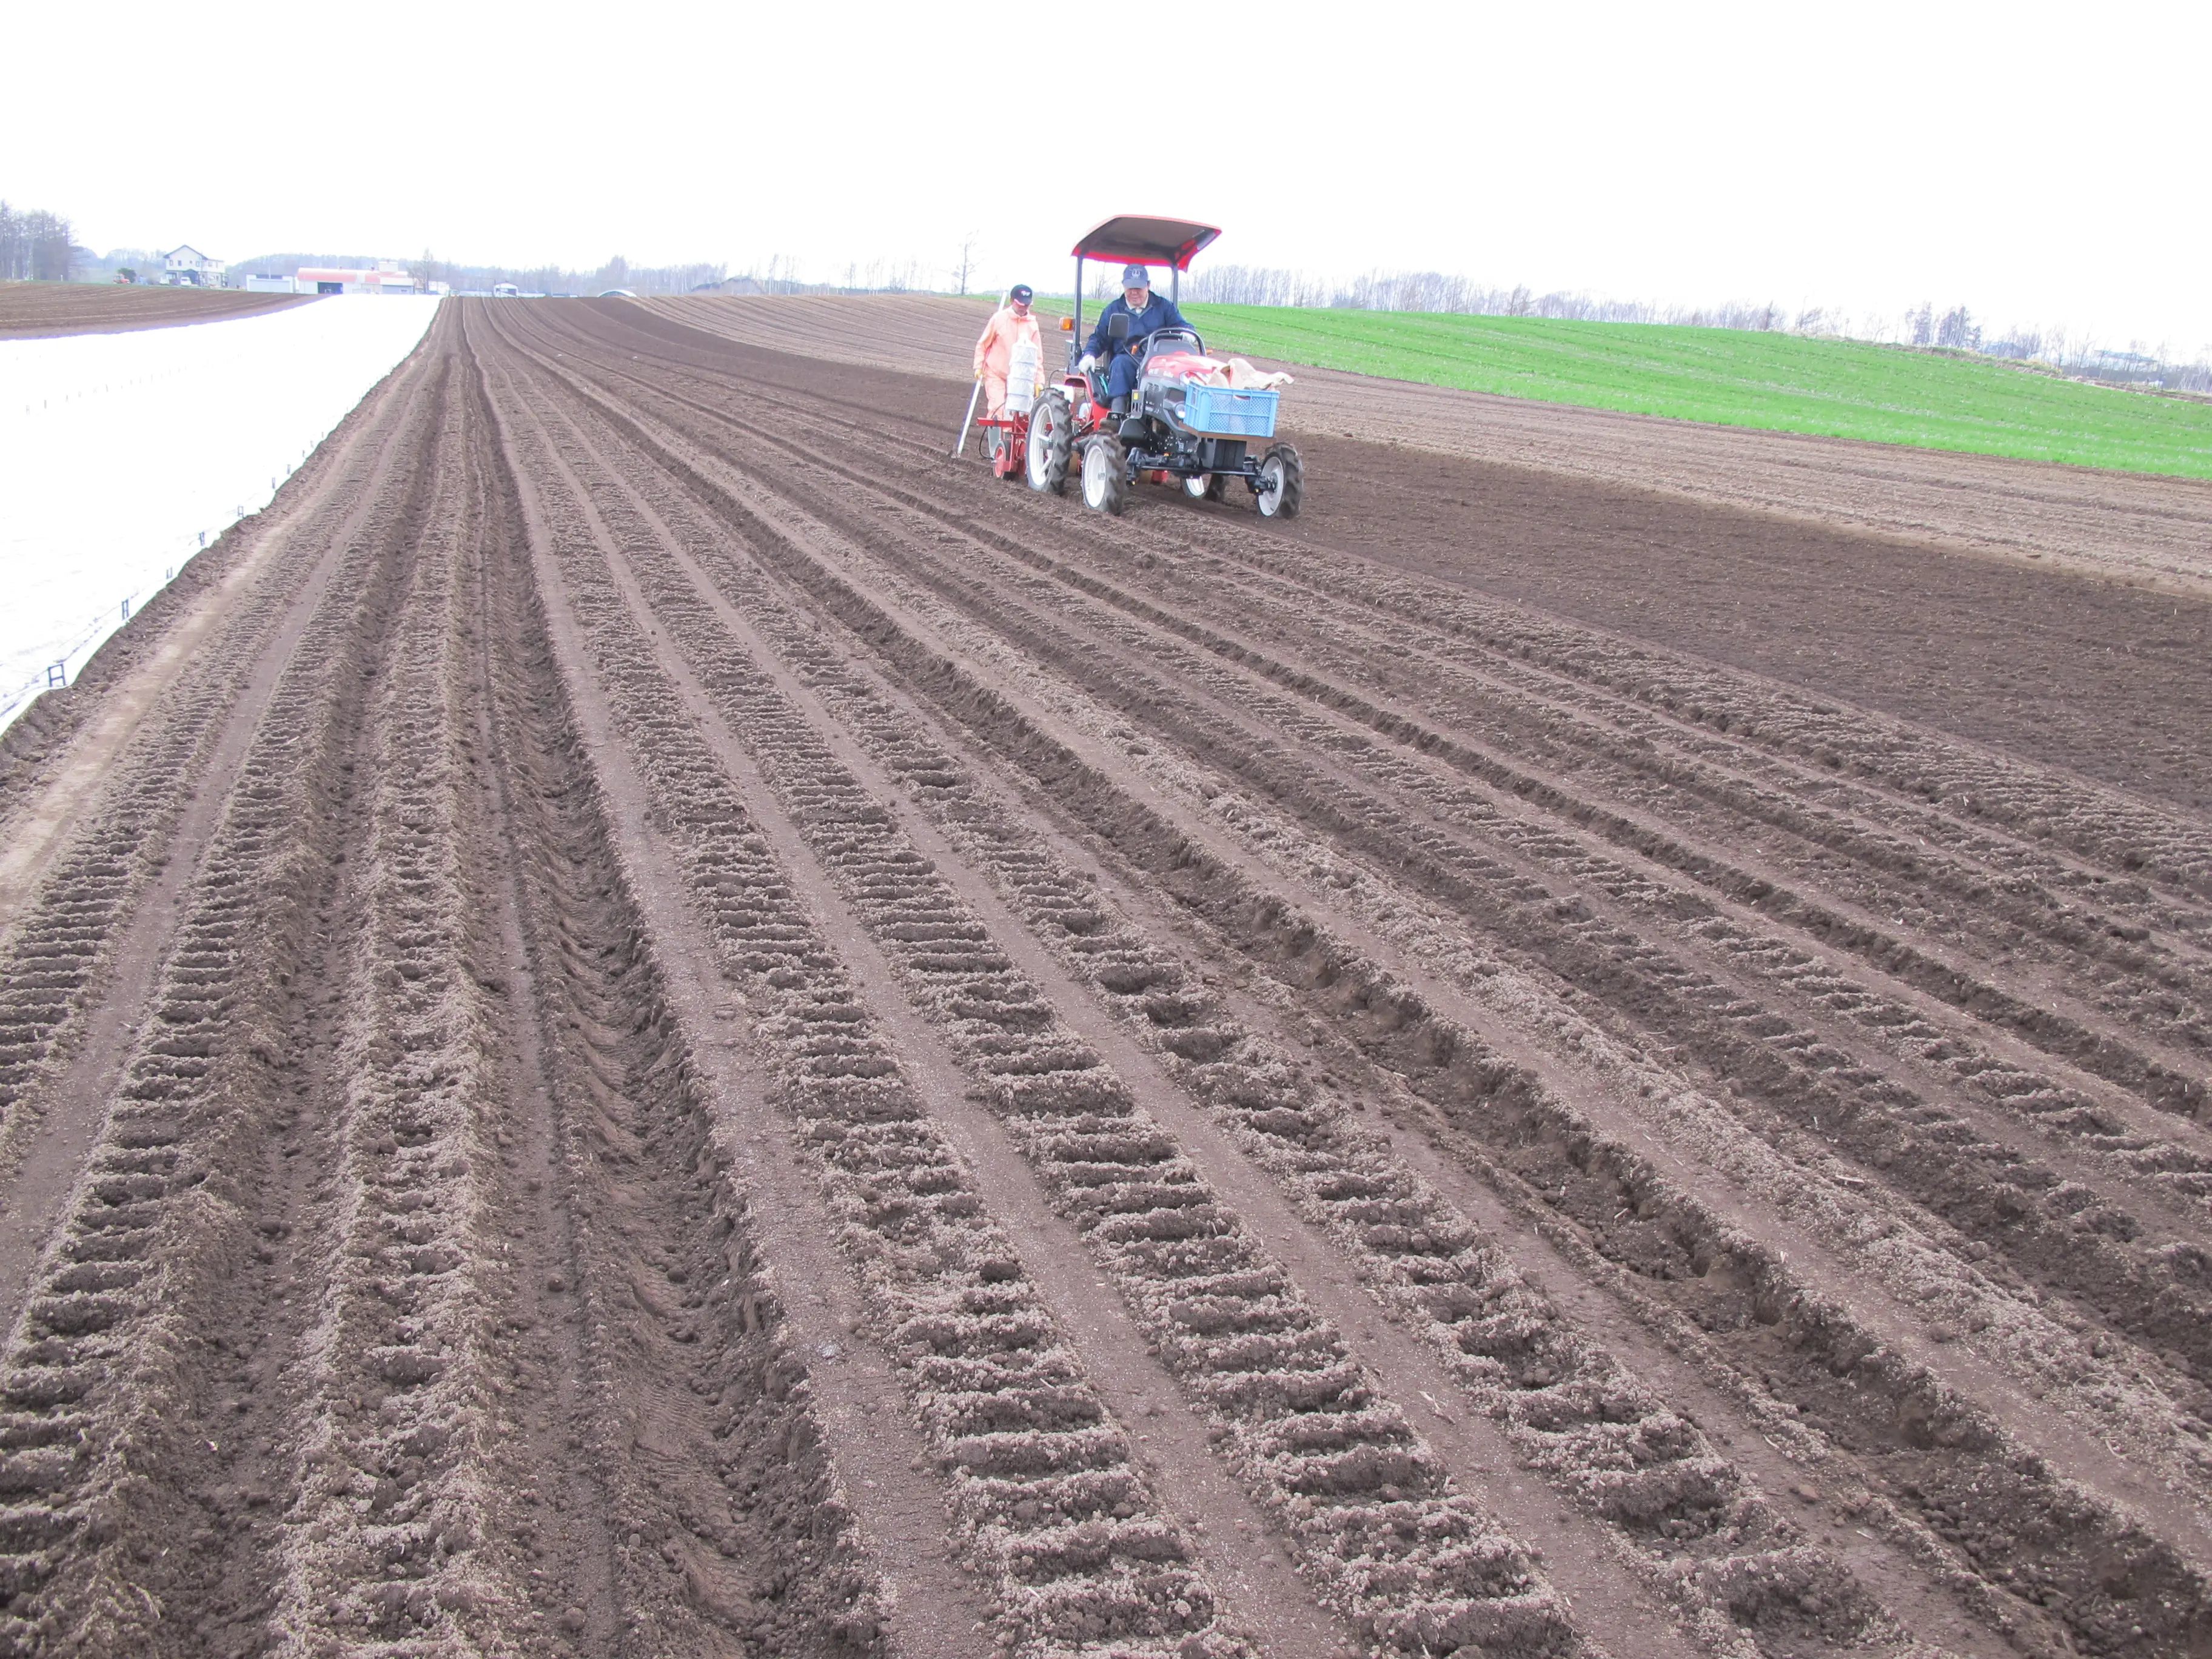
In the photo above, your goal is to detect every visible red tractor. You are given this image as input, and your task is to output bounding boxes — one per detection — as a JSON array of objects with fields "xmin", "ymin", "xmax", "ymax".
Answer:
[{"xmin": 967, "ymin": 215, "xmax": 1304, "ymax": 520}]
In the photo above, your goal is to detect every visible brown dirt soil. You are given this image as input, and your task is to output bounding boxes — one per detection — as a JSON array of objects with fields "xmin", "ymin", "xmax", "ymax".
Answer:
[
  {"xmin": 0, "ymin": 281, "xmax": 310, "ymax": 337},
  {"xmin": 0, "ymin": 293, "xmax": 2205, "ymax": 1659}
]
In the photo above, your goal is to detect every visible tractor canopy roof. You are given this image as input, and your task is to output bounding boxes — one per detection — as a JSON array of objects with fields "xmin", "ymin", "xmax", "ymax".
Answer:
[{"xmin": 1071, "ymin": 215, "xmax": 1221, "ymax": 272}]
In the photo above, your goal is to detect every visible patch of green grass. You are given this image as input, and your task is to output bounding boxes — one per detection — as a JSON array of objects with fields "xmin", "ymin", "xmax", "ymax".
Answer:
[{"xmin": 1168, "ymin": 304, "xmax": 2212, "ymax": 479}]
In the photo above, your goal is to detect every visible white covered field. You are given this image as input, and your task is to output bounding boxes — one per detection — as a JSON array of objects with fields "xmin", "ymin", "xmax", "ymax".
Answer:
[{"xmin": 0, "ymin": 297, "xmax": 438, "ymax": 730}]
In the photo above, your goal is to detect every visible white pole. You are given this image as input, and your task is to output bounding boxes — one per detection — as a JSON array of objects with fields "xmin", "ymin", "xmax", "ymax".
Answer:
[{"xmin": 951, "ymin": 378, "xmax": 983, "ymax": 458}]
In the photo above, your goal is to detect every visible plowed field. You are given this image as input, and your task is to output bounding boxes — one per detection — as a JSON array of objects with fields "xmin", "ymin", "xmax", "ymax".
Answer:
[
  {"xmin": 642, "ymin": 295, "xmax": 2212, "ymax": 595},
  {"xmin": 0, "ymin": 283, "xmax": 310, "ymax": 337},
  {"xmin": 0, "ymin": 297, "xmax": 2205, "ymax": 1659}
]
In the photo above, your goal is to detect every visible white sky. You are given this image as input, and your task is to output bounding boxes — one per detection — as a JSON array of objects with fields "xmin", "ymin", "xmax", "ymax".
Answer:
[{"xmin": 15, "ymin": 0, "xmax": 2208, "ymax": 355}]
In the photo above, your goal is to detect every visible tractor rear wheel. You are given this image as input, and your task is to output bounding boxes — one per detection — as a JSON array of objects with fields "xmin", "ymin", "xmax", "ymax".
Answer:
[
  {"xmin": 1027, "ymin": 392, "xmax": 1072, "ymax": 494},
  {"xmin": 1081, "ymin": 434, "xmax": 1129, "ymax": 516},
  {"xmin": 1255, "ymin": 443, "xmax": 1304, "ymax": 519}
]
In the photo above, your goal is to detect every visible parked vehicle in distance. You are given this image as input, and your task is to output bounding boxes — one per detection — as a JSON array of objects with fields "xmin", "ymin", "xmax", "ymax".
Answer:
[{"xmin": 492, "ymin": 283, "xmax": 521, "ymax": 298}]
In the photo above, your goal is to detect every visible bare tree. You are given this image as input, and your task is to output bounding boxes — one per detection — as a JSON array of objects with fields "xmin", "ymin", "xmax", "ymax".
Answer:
[
  {"xmin": 1936, "ymin": 305, "xmax": 1980, "ymax": 350},
  {"xmin": 952, "ymin": 231, "xmax": 980, "ymax": 297},
  {"xmin": 0, "ymin": 204, "xmax": 76, "ymax": 282}
]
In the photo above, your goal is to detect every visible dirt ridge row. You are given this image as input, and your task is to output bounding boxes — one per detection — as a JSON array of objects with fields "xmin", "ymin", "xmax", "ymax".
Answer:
[
  {"xmin": 480, "ymin": 337, "xmax": 1256, "ymax": 1657},
  {"xmin": 502, "ymin": 314, "xmax": 2212, "ymax": 1659},
  {"xmin": 558, "ymin": 337, "xmax": 2212, "ymax": 1422}
]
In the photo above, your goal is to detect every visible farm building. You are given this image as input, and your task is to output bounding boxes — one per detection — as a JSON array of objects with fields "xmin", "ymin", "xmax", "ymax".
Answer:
[
  {"xmin": 292, "ymin": 266, "xmax": 420, "ymax": 295},
  {"xmin": 162, "ymin": 246, "xmax": 224, "ymax": 286}
]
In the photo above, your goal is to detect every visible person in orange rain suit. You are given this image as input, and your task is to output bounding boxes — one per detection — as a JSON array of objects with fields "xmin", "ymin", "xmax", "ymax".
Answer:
[{"xmin": 971, "ymin": 283, "xmax": 1040, "ymax": 416}]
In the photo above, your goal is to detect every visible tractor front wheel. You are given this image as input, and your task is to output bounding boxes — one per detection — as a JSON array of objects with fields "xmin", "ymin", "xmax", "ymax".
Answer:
[
  {"xmin": 1184, "ymin": 472, "xmax": 1226, "ymax": 502},
  {"xmin": 1081, "ymin": 434, "xmax": 1129, "ymax": 516},
  {"xmin": 1027, "ymin": 392, "xmax": 1072, "ymax": 495},
  {"xmin": 1255, "ymin": 443, "xmax": 1304, "ymax": 520}
]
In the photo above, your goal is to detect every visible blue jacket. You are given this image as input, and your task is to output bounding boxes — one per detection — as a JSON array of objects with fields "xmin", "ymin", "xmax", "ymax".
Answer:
[{"xmin": 1086, "ymin": 290, "xmax": 1190, "ymax": 361}]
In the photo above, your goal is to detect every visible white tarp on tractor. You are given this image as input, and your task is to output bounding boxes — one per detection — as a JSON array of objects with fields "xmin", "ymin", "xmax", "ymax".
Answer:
[{"xmin": 0, "ymin": 295, "xmax": 440, "ymax": 733}]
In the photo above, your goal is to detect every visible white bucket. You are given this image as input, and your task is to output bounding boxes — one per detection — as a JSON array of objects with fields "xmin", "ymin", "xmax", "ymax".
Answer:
[{"xmin": 1005, "ymin": 340, "xmax": 1041, "ymax": 414}]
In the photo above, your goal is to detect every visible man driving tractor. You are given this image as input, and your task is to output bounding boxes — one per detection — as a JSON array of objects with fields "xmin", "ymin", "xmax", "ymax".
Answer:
[
  {"xmin": 971, "ymin": 283, "xmax": 1040, "ymax": 417},
  {"xmin": 1078, "ymin": 264, "xmax": 1193, "ymax": 436}
]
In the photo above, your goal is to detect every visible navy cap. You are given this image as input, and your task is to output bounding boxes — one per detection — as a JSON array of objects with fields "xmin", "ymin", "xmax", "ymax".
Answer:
[
  {"xmin": 1009, "ymin": 283, "xmax": 1033, "ymax": 302},
  {"xmin": 1120, "ymin": 264, "xmax": 1151, "ymax": 289}
]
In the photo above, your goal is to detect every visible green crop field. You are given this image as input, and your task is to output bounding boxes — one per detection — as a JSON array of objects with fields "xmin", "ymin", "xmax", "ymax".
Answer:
[{"xmin": 1165, "ymin": 304, "xmax": 2212, "ymax": 479}]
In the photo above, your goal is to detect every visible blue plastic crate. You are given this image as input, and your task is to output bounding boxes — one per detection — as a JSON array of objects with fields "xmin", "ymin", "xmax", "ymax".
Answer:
[{"xmin": 1178, "ymin": 383, "xmax": 1279, "ymax": 438}]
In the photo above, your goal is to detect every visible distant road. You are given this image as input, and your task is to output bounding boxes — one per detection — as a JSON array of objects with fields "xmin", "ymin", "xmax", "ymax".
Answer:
[{"xmin": 0, "ymin": 281, "xmax": 311, "ymax": 338}]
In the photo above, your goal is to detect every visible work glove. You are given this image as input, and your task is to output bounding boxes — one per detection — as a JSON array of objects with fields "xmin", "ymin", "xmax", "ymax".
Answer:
[{"xmin": 1078, "ymin": 353, "xmax": 1098, "ymax": 373}]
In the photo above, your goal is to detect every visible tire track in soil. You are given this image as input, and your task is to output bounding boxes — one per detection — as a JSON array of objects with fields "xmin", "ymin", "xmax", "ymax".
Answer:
[
  {"xmin": 561, "ymin": 432, "xmax": 1888, "ymax": 1658},
  {"xmin": 867, "ymin": 455, "xmax": 2212, "ymax": 1128},
  {"xmin": 488, "ymin": 311, "xmax": 1944, "ymax": 1659},
  {"xmin": 601, "ymin": 357, "xmax": 2212, "ymax": 1232},
  {"xmin": 589, "ymin": 296, "xmax": 2212, "ymax": 874},
  {"xmin": 549, "ymin": 310, "xmax": 2212, "ymax": 1151},
  {"xmin": 475, "ymin": 315, "xmax": 1603, "ymax": 1659},
  {"xmin": 569, "ymin": 414, "xmax": 2025, "ymax": 1659},
  {"xmin": 740, "ymin": 470, "xmax": 2212, "ymax": 1391},
  {"xmin": 507, "ymin": 360, "xmax": 1582, "ymax": 1659},
  {"xmin": 560, "ymin": 328, "xmax": 2212, "ymax": 1156},
  {"xmin": 658, "ymin": 364, "xmax": 2212, "ymax": 1176},
  {"xmin": 565, "ymin": 348, "xmax": 2212, "ymax": 1463},
  {"xmin": 489, "ymin": 309, "xmax": 2212, "ymax": 1654},
  {"xmin": 260, "ymin": 334, "xmax": 545, "ymax": 1649},
  {"xmin": 608, "ymin": 340, "xmax": 2212, "ymax": 1092},
  {"xmin": 463, "ymin": 338, "xmax": 903, "ymax": 1658},
  {"xmin": 475, "ymin": 323, "xmax": 1190, "ymax": 1659},
  {"xmin": 675, "ymin": 383, "xmax": 2212, "ymax": 1545}
]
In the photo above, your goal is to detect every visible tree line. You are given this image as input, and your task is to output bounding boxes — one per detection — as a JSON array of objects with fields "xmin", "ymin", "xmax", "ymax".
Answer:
[{"xmin": 0, "ymin": 203, "xmax": 80, "ymax": 282}]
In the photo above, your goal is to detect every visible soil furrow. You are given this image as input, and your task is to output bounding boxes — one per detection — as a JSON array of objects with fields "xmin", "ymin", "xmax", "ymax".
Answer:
[
  {"xmin": 494, "ymin": 323, "xmax": 2028, "ymax": 1658},
  {"xmin": 608, "ymin": 355, "xmax": 2212, "ymax": 1114},
  {"xmin": 486, "ymin": 320, "xmax": 2211, "ymax": 1658},
  {"xmin": 589, "ymin": 356, "xmax": 2208, "ymax": 1091},
  {"xmin": 564, "ymin": 304, "xmax": 2212, "ymax": 894},
  {"xmin": 475, "ymin": 327, "xmax": 1221, "ymax": 1658},
  {"xmin": 509, "ymin": 364, "xmax": 1365, "ymax": 1659},
  {"xmin": 518, "ymin": 350, "xmax": 1967, "ymax": 1659},
  {"xmin": 746, "ymin": 492, "xmax": 2212, "ymax": 1362},
  {"xmin": 0, "ymin": 343, "xmax": 440, "ymax": 1215},
  {"xmin": 569, "ymin": 364, "xmax": 2212, "ymax": 1423},
  {"xmin": 480, "ymin": 378, "xmax": 1586, "ymax": 1659},
  {"xmin": 551, "ymin": 342, "xmax": 2212, "ymax": 1162},
  {"xmin": 461, "ymin": 336, "xmax": 895, "ymax": 1657},
  {"xmin": 531, "ymin": 338, "xmax": 2212, "ymax": 1386},
  {"xmin": 267, "ymin": 336, "xmax": 530, "ymax": 1648}
]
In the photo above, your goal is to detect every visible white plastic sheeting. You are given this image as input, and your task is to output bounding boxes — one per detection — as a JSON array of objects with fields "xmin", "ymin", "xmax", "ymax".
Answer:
[{"xmin": 0, "ymin": 296, "xmax": 440, "ymax": 732}]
